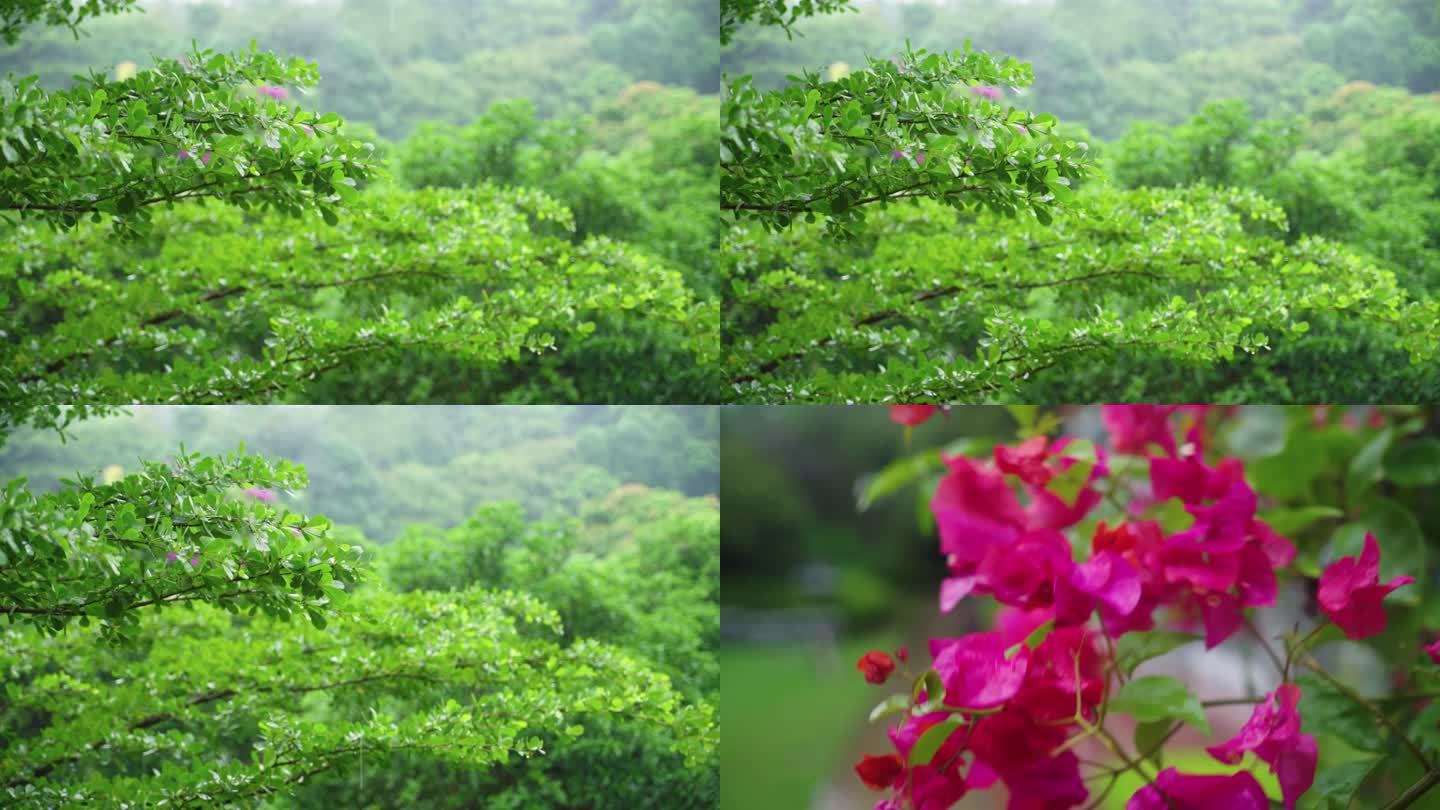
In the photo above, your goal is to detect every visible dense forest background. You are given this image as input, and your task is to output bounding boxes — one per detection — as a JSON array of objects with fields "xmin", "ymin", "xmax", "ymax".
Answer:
[
  {"xmin": 724, "ymin": 0, "xmax": 1438, "ymax": 139},
  {"xmin": 2, "ymin": 0, "xmax": 720, "ymax": 408},
  {"xmin": 722, "ymin": 0, "xmax": 1440, "ymax": 401},
  {"xmin": 1, "ymin": 406, "xmax": 719, "ymax": 808},
  {"xmin": 0, "ymin": 0, "xmax": 717, "ymax": 139},
  {"xmin": 0, "ymin": 405, "xmax": 719, "ymax": 538}
]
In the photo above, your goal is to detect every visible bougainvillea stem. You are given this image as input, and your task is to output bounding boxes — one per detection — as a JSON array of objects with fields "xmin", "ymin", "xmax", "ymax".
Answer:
[
  {"xmin": 1244, "ymin": 616, "xmax": 1286, "ymax": 674},
  {"xmin": 1079, "ymin": 718, "xmax": 1162, "ymax": 792},
  {"xmin": 1302, "ymin": 654, "xmax": 1432, "ymax": 770},
  {"xmin": 1382, "ymin": 769, "xmax": 1440, "ymax": 810}
]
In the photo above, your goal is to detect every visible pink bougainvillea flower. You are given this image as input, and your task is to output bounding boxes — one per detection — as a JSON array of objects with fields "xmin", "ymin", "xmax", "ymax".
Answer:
[
  {"xmin": 1234, "ymin": 542, "xmax": 1281, "ymax": 607},
  {"xmin": 932, "ymin": 454, "xmax": 1026, "ymax": 557},
  {"xmin": 907, "ymin": 764, "xmax": 969, "ymax": 810},
  {"xmin": 968, "ymin": 706, "xmax": 1068, "ymax": 779},
  {"xmin": 1426, "ymin": 639, "xmax": 1440, "ymax": 665},
  {"xmin": 888, "ymin": 149, "xmax": 928, "ymax": 165},
  {"xmin": 931, "ymin": 631, "xmax": 1030, "ymax": 709},
  {"xmin": 939, "ymin": 573, "xmax": 977, "ymax": 613},
  {"xmin": 1002, "ymin": 751, "xmax": 1087, "ymax": 810},
  {"xmin": 1206, "ymin": 684, "xmax": 1315, "ymax": 810},
  {"xmin": 1149, "ymin": 454, "xmax": 1242, "ymax": 505},
  {"xmin": 974, "ymin": 529, "xmax": 1072, "ymax": 610},
  {"xmin": 177, "ymin": 149, "xmax": 214, "ymax": 166},
  {"xmin": 1318, "ymin": 532, "xmax": 1414, "ymax": 639},
  {"xmin": 256, "ymin": 83, "xmax": 290, "ymax": 100},
  {"xmin": 855, "ymin": 753, "xmax": 906, "ymax": 791},
  {"xmin": 994, "ymin": 435, "xmax": 1053, "ymax": 486},
  {"xmin": 970, "ymin": 84, "xmax": 1003, "ymax": 101},
  {"xmin": 993, "ymin": 605, "xmax": 1055, "ymax": 647},
  {"xmin": 1102, "ymin": 405, "xmax": 1182, "ymax": 457},
  {"xmin": 888, "ymin": 711, "xmax": 962, "ymax": 765},
  {"xmin": 1090, "ymin": 520, "xmax": 1172, "ymax": 635},
  {"xmin": 857, "ymin": 650, "xmax": 896, "ymax": 685},
  {"xmin": 1196, "ymin": 590, "xmax": 1244, "ymax": 649},
  {"xmin": 1055, "ymin": 550, "xmax": 1142, "ymax": 624},
  {"xmin": 889, "ymin": 404, "xmax": 937, "ymax": 426},
  {"xmin": 243, "ymin": 487, "xmax": 277, "ymax": 503},
  {"xmin": 1127, "ymin": 768, "xmax": 1270, "ymax": 810},
  {"xmin": 1010, "ymin": 626, "xmax": 1105, "ymax": 724},
  {"xmin": 1162, "ymin": 544, "xmax": 1241, "ymax": 593},
  {"xmin": 1021, "ymin": 437, "xmax": 1109, "ymax": 532},
  {"xmin": 1167, "ymin": 479, "xmax": 1257, "ymax": 554}
]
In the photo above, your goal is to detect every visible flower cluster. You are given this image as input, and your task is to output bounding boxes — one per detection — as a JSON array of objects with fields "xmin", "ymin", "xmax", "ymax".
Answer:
[
  {"xmin": 243, "ymin": 486, "xmax": 278, "ymax": 503},
  {"xmin": 857, "ymin": 405, "xmax": 1418, "ymax": 810}
]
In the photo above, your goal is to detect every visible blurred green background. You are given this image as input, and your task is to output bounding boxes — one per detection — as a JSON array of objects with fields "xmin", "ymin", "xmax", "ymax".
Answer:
[
  {"xmin": 0, "ymin": 405, "xmax": 718, "ymax": 540},
  {"xmin": 721, "ymin": 406, "xmax": 1020, "ymax": 810}
]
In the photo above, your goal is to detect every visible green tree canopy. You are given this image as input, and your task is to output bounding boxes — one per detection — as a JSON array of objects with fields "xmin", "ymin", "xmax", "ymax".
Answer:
[
  {"xmin": 2, "ymin": 183, "xmax": 714, "ymax": 439},
  {"xmin": 1, "ymin": 451, "xmax": 718, "ymax": 809},
  {"xmin": 722, "ymin": 44, "xmax": 1094, "ymax": 237},
  {"xmin": 724, "ymin": 185, "xmax": 1440, "ymax": 401}
]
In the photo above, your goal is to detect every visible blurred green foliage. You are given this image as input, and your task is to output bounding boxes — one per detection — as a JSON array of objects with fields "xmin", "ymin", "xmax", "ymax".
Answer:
[
  {"xmin": 0, "ymin": 405, "xmax": 718, "ymax": 540},
  {"xmin": 2, "ymin": 407, "xmax": 718, "ymax": 809},
  {"xmin": 722, "ymin": 0, "xmax": 1440, "ymax": 140},
  {"xmin": 720, "ymin": 405, "xmax": 1014, "ymax": 610},
  {"xmin": 0, "ymin": 0, "xmax": 718, "ymax": 139},
  {"xmin": 1, "ymin": 1, "xmax": 720, "ymax": 412},
  {"xmin": 1019, "ymin": 88, "xmax": 1440, "ymax": 401},
  {"xmin": 295, "ymin": 486, "xmax": 720, "ymax": 810},
  {"xmin": 722, "ymin": 0, "xmax": 1440, "ymax": 402}
]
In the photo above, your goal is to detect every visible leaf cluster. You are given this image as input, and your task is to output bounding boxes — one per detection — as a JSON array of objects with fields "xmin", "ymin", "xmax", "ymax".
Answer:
[{"xmin": 722, "ymin": 44, "xmax": 1093, "ymax": 237}]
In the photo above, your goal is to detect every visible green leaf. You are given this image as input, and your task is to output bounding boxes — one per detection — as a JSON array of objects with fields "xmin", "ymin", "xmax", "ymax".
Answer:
[
  {"xmin": 912, "ymin": 669, "xmax": 944, "ymax": 705},
  {"xmin": 1045, "ymin": 457, "xmax": 1094, "ymax": 507},
  {"xmin": 908, "ymin": 716, "xmax": 965, "ymax": 766},
  {"xmin": 1133, "ymin": 718, "xmax": 1173, "ymax": 766},
  {"xmin": 1259, "ymin": 506, "xmax": 1343, "ymax": 537},
  {"xmin": 1108, "ymin": 676, "xmax": 1210, "ymax": 736},
  {"xmin": 1308, "ymin": 756, "xmax": 1379, "ymax": 810},
  {"xmin": 1022, "ymin": 619, "xmax": 1055, "ymax": 651},
  {"xmin": 1345, "ymin": 427, "xmax": 1393, "ymax": 505},
  {"xmin": 1114, "ymin": 631, "xmax": 1202, "ymax": 676},
  {"xmin": 1384, "ymin": 438, "xmax": 1440, "ymax": 487},
  {"xmin": 870, "ymin": 693, "xmax": 912, "ymax": 723},
  {"xmin": 857, "ymin": 448, "xmax": 945, "ymax": 511},
  {"xmin": 1005, "ymin": 404, "xmax": 1039, "ymax": 430},
  {"xmin": 1296, "ymin": 673, "xmax": 1384, "ymax": 753}
]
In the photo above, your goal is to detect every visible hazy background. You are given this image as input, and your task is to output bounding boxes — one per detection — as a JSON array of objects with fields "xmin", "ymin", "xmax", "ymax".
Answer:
[
  {"xmin": 0, "ymin": 0, "xmax": 718, "ymax": 139},
  {"xmin": 722, "ymin": 0, "xmax": 1439, "ymax": 139},
  {"xmin": 0, "ymin": 405, "xmax": 719, "ymax": 540}
]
